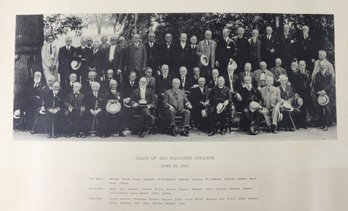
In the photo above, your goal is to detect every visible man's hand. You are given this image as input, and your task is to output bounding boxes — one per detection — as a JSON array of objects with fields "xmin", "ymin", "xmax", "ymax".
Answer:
[
  {"xmin": 223, "ymin": 100, "xmax": 229, "ymax": 106},
  {"xmin": 235, "ymin": 93, "xmax": 242, "ymax": 101},
  {"xmin": 270, "ymin": 49, "xmax": 275, "ymax": 53},
  {"xmin": 80, "ymin": 106, "xmax": 85, "ymax": 112},
  {"xmin": 132, "ymin": 103, "xmax": 139, "ymax": 108},
  {"xmin": 169, "ymin": 105, "xmax": 175, "ymax": 112},
  {"xmin": 68, "ymin": 106, "xmax": 73, "ymax": 113},
  {"xmin": 117, "ymin": 69, "xmax": 122, "ymax": 74},
  {"xmin": 215, "ymin": 61, "xmax": 219, "ymax": 67},
  {"xmin": 187, "ymin": 103, "xmax": 193, "ymax": 109}
]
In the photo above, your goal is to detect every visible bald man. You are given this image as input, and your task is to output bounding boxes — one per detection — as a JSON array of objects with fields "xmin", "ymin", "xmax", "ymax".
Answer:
[
  {"xmin": 216, "ymin": 28, "xmax": 237, "ymax": 76},
  {"xmin": 125, "ymin": 34, "xmax": 147, "ymax": 74},
  {"xmin": 58, "ymin": 36, "xmax": 76, "ymax": 87}
]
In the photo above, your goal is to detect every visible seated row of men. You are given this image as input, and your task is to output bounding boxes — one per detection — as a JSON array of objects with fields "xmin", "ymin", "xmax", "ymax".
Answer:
[{"xmin": 14, "ymin": 56, "xmax": 333, "ymax": 138}]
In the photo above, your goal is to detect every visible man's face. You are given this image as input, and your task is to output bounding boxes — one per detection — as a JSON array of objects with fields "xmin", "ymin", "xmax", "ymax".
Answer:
[
  {"xmin": 101, "ymin": 37, "xmax": 108, "ymax": 44},
  {"xmin": 318, "ymin": 52, "xmax": 325, "ymax": 60},
  {"xmin": 260, "ymin": 63, "xmax": 266, "ymax": 70},
  {"xmin": 34, "ymin": 73, "xmax": 41, "ymax": 82},
  {"xmin": 291, "ymin": 63, "xmax": 298, "ymax": 71},
  {"xmin": 47, "ymin": 36, "xmax": 54, "ymax": 43},
  {"xmin": 237, "ymin": 28, "xmax": 244, "ymax": 36},
  {"xmin": 217, "ymin": 78, "xmax": 224, "ymax": 86},
  {"xmin": 73, "ymin": 84, "xmax": 81, "ymax": 93},
  {"xmin": 47, "ymin": 78, "xmax": 55, "ymax": 87},
  {"xmin": 119, "ymin": 37, "xmax": 125, "ymax": 46},
  {"xmin": 244, "ymin": 77, "xmax": 251, "ymax": 85},
  {"xmin": 319, "ymin": 62, "xmax": 327, "ymax": 71},
  {"xmin": 110, "ymin": 37, "xmax": 117, "ymax": 45},
  {"xmin": 148, "ymin": 34, "xmax": 155, "ymax": 42},
  {"xmin": 180, "ymin": 34, "xmax": 187, "ymax": 43},
  {"xmin": 80, "ymin": 39, "xmax": 87, "ymax": 47},
  {"xmin": 193, "ymin": 68, "xmax": 200, "ymax": 76},
  {"xmin": 91, "ymin": 84, "xmax": 100, "ymax": 92},
  {"xmin": 212, "ymin": 71, "xmax": 219, "ymax": 79},
  {"xmin": 89, "ymin": 73, "xmax": 96, "ymax": 81},
  {"xmin": 222, "ymin": 29, "xmax": 229, "ymax": 38},
  {"xmin": 198, "ymin": 78, "xmax": 205, "ymax": 87},
  {"xmin": 190, "ymin": 36, "xmax": 197, "ymax": 44},
  {"xmin": 303, "ymin": 26, "xmax": 309, "ymax": 34},
  {"xmin": 265, "ymin": 77, "xmax": 274, "ymax": 86},
  {"xmin": 129, "ymin": 74, "xmax": 137, "ymax": 81},
  {"xmin": 65, "ymin": 39, "xmax": 72, "ymax": 46},
  {"xmin": 266, "ymin": 27, "xmax": 273, "ymax": 35},
  {"xmin": 280, "ymin": 78, "xmax": 287, "ymax": 86},
  {"xmin": 87, "ymin": 38, "xmax": 93, "ymax": 46},
  {"xmin": 173, "ymin": 81, "xmax": 180, "ymax": 89},
  {"xmin": 107, "ymin": 70, "xmax": 114, "ymax": 78},
  {"xmin": 275, "ymin": 60, "xmax": 281, "ymax": 67},
  {"xmin": 165, "ymin": 34, "xmax": 172, "ymax": 43},
  {"xmin": 69, "ymin": 74, "xmax": 77, "ymax": 82},
  {"xmin": 284, "ymin": 25, "xmax": 290, "ymax": 33},
  {"xmin": 180, "ymin": 68, "xmax": 187, "ymax": 77},
  {"xmin": 161, "ymin": 66, "xmax": 169, "ymax": 75},
  {"xmin": 299, "ymin": 62, "xmax": 306, "ymax": 70},
  {"xmin": 92, "ymin": 43, "xmax": 98, "ymax": 50},
  {"xmin": 252, "ymin": 30, "xmax": 258, "ymax": 38},
  {"xmin": 111, "ymin": 84, "xmax": 117, "ymax": 90},
  {"xmin": 205, "ymin": 31, "xmax": 212, "ymax": 40},
  {"xmin": 244, "ymin": 64, "xmax": 251, "ymax": 72},
  {"xmin": 145, "ymin": 70, "xmax": 152, "ymax": 77},
  {"xmin": 133, "ymin": 36, "xmax": 140, "ymax": 43},
  {"xmin": 52, "ymin": 83, "xmax": 60, "ymax": 92}
]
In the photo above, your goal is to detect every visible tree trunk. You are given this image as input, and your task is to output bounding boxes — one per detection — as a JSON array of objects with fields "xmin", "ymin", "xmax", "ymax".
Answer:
[{"xmin": 14, "ymin": 15, "xmax": 44, "ymax": 107}]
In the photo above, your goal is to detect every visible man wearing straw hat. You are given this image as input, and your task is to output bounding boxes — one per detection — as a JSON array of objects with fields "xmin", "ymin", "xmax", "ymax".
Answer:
[
  {"xmin": 313, "ymin": 60, "xmax": 334, "ymax": 131},
  {"xmin": 239, "ymin": 75, "xmax": 263, "ymax": 135}
]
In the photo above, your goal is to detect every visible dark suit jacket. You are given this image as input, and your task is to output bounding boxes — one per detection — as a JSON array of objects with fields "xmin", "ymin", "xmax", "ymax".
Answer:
[
  {"xmin": 65, "ymin": 92, "xmax": 85, "ymax": 109},
  {"xmin": 276, "ymin": 33, "xmax": 295, "ymax": 65},
  {"xmin": 98, "ymin": 43, "xmax": 111, "ymax": 53},
  {"xmin": 164, "ymin": 88, "xmax": 190, "ymax": 111},
  {"xmin": 90, "ymin": 50, "xmax": 106, "ymax": 76},
  {"xmin": 189, "ymin": 86, "xmax": 209, "ymax": 111},
  {"xmin": 279, "ymin": 85, "xmax": 295, "ymax": 104},
  {"xmin": 296, "ymin": 34, "xmax": 316, "ymax": 62},
  {"xmin": 75, "ymin": 46, "xmax": 92, "ymax": 68},
  {"xmin": 145, "ymin": 42, "xmax": 161, "ymax": 71},
  {"xmin": 58, "ymin": 46, "xmax": 76, "ymax": 77},
  {"xmin": 233, "ymin": 36, "xmax": 250, "ymax": 65},
  {"xmin": 130, "ymin": 88, "xmax": 157, "ymax": 108},
  {"xmin": 224, "ymin": 73, "xmax": 241, "ymax": 92},
  {"xmin": 239, "ymin": 86, "xmax": 263, "ymax": 109},
  {"xmin": 126, "ymin": 43, "xmax": 147, "ymax": 72},
  {"xmin": 176, "ymin": 43, "xmax": 191, "ymax": 70},
  {"xmin": 188, "ymin": 44, "xmax": 199, "ymax": 72},
  {"xmin": 216, "ymin": 37, "xmax": 237, "ymax": 71},
  {"xmin": 85, "ymin": 91, "xmax": 104, "ymax": 111},
  {"xmin": 43, "ymin": 91, "xmax": 64, "ymax": 111},
  {"xmin": 155, "ymin": 74, "xmax": 172, "ymax": 95},
  {"xmin": 122, "ymin": 80, "xmax": 138, "ymax": 98},
  {"xmin": 260, "ymin": 34, "xmax": 277, "ymax": 64},
  {"xmin": 249, "ymin": 38, "xmax": 262, "ymax": 63},
  {"xmin": 209, "ymin": 86, "xmax": 232, "ymax": 107},
  {"xmin": 179, "ymin": 76, "xmax": 192, "ymax": 91},
  {"xmin": 160, "ymin": 43, "xmax": 177, "ymax": 72},
  {"xmin": 207, "ymin": 77, "xmax": 219, "ymax": 89},
  {"xmin": 63, "ymin": 82, "xmax": 75, "ymax": 95},
  {"xmin": 313, "ymin": 71, "xmax": 334, "ymax": 96},
  {"xmin": 26, "ymin": 80, "xmax": 44, "ymax": 97},
  {"xmin": 239, "ymin": 71, "xmax": 256, "ymax": 88}
]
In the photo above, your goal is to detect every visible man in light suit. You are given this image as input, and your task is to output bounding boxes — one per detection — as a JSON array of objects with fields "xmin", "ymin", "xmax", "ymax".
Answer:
[
  {"xmin": 164, "ymin": 78, "xmax": 192, "ymax": 136},
  {"xmin": 253, "ymin": 61, "xmax": 274, "ymax": 89},
  {"xmin": 249, "ymin": 29, "xmax": 262, "ymax": 71},
  {"xmin": 130, "ymin": 77, "xmax": 157, "ymax": 138},
  {"xmin": 125, "ymin": 34, "xmax": 147, "ymax": 75},
  {"xmin": 196, "ymin": 30, "xmax": 217, "ymax": 77},
  {"xmin": 41, "ymin": 33, "xmax": 58, "ymax": 83},
  {"xmin": 260, "ymin": 75, "xmax": 284, "ymax": 133}
]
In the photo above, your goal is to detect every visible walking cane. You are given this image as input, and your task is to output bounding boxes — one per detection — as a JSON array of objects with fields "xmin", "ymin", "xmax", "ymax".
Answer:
[
  {"xmin": 90, "ymin": 99, "xmax": 98, "ymax": 136},
  {"xmin": 288, "ymin": 112, "xmax": 297, "ymax": 130},
  {"xmin": 51, "ymin": 97, "xmax": 55, "ymax": 137}
]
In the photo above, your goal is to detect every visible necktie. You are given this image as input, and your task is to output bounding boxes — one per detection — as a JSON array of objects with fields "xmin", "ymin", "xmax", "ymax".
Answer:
[
  {"xmin": 66, "ymin": 46, "xmax": 69, "ymax": 50},
  {"xmin": 49, "ymin": 44, "xmax": 52, "ymax": 55},
  {"xmin": 94, "ymin": 92, "xmax": 97, "ymax": 98},
  {"xmin": 267, "ymin": 35, "xmax": 270, "ymax": 40},
  {"xmin": 34, "ymin": 83, "xmax": 38, "ymax": 88}
]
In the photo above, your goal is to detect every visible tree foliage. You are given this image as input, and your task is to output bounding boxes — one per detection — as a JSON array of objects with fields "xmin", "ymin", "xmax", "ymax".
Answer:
[{"xmin": 43, "ymin": 14, "xmax": 88, "ymax": 36}]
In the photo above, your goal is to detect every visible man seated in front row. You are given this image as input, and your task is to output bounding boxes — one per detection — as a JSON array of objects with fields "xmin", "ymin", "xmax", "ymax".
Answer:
[
  {"xmin": 278, "ymin": 75, "xmax": 296, "ymax": 131},
  {"xmin": 130, "ymin": 77, "xmax": 157, "ymax": 138},
  {"xmin": 85, "ymin": 82, "xmax": 104, "ymax": 137},
  {"xmin": 260, "ymin": 75, "xmax": 283, "ymax": 133},
  {"xmin": 164, "ymin": 78, "xmax": 192, "ymax": 136},
  {"xmin": 239, "ymin": 75, "xmax": 263, "ymax": 135},
  {"xmin": 64, "ymin": 82, "xmax": 86, "ymax": 138},
  {"xmin": 208, "ymin": 76, "xmax": 232, "ymax": 136},
  {"xmin": 189, "ymin": 77, "xmax": 209, "ymax": 131}
]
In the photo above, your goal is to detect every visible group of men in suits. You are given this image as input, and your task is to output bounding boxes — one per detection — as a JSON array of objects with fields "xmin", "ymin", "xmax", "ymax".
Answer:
[{"xmin": 16, "ymin": 23, "xmax": 335, "ymax": 138}]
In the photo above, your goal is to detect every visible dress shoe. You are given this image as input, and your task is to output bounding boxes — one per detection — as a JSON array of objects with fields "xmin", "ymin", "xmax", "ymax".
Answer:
[
  {"xmin": 139, "ymin": 132, "xmax": 145, "ymax": 138},
  {"xmin": 323, "ymin": 126, "xmax": 328, "ymax": 131},
  {"xmin": 249, "ymin": 130, "xmax": 257, "ymax": 135},
  {"xmin": 288, "ymin": 127, "xmax": 295, "ymax": 132},
  {"xmin": 271, "ymin": 124, "xmax": 278, "ymax": 134},
  {"xmin": 170, "ymin": 127, "xmax": 177, "ymax": 136},
  {"xmin": 220, "ymin": 129, "xmax": 226, "ymax": 135},
  {"xmin": 119, "ymin": 131, "xmax": 126, "ymax": 137},
  {"xmin": 65, "ymin": 134, "xmax": 70, "ymax": 138},
  {"xmin": 208, "ymin": 131, "xmax": 215, "ymax": 136},
  {"xmin": 30, "ymin": 130, "xmax": 36, "ymax": 134}
]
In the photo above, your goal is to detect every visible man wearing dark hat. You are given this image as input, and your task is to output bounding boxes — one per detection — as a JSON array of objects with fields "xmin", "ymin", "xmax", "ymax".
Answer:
[
  {"xmin": 164, "ymin": 78, "xmax": 192, "ymax": 136},
  {"xmin": 43, "ymin": 81, "xmax": 64, "ymax": 138},
  {"xmin": 41, "ymin": 33, "xmax": 58, "ymax": 83},
  {"xmin": 58, "ymin": 36, "xmax": 76, "ymax": 87},
  {"xmin": 130, "ymin": 77, "xmax": 157, "ymax": 138},
  {"xmin": 64, "ymin": 82, "xmax": 86, "ymax": 138},
  {"xmin": 313, "ymin": 60, "xmax": 334, "ymax": 131},
  {"xmin": 239, "ymin": 75, "xmax": 263, "ymax": 135},
  {"xmin": 208, "ymin": 76, "xmax": 232, "ymax": 136}
]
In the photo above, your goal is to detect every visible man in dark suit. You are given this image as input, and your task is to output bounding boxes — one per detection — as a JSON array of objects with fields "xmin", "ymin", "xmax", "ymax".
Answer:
[
  {"xmin": 145, "ymin": 32, "xmax": 161, "ymax": 72},
  {"xmin": 216, "ymin": 28, "xmax": 237, "ymax": 77},
  {"xmin": 144, "ymin": 67, "xmax": 156, "ymax": 91},
  {"xmin": 179, "ymin": 66, "xmax": 192, "ymax": 92},
  {"xmin": 101, "ymin": 69, "xmax": 122, "ymax": 94},
  {"xmin": 249, "ymin": 29, "xmax": 262, "ymax": 71},
  {"xmin": 278, "ymin": 75, "xmax": 296, "ymax": 131},
  {"xmin": 270, "ymin": 58, "xmax": 287, "ymax": 85},
  {"xmin": 207, "ymin": 69, "xmax": 220, "ymax": 88},
  {"xmin": 190, "ymin": 67, "xmax": 201, "ymax": 87},
  {"xmin": 189, "ymin": 77, "xmax": 209, "ymax": 130},
  {"xmin": 85, "ymin": 82, "xmax": 104, "ymax": 137},
  {"xmin": 90, "ymin": 41, "xmax": 106, "ymax": 79},
  {"xmin": 160, "ymin": 33, "xmax": 177, "ymax": 75},
  {"xmin": 188, "ymin": 35, "xmax": 199, "ymax": 75},
  {"xmin": 64, "ymin": 82, "xmax": 86, "ymax": 138},
  {"xmin": 296, "ymin": 25, "xmax": 316, "ymax": 71},
  {"xmin": 130, "ymin": 77, "xmax": 157, "ymax": 137},
  {"xmin": 208, "ymin": 76, "xmax": 232, "ymax": 136},
  {"xmin": 313, "ymin": 60, "xmax": 334, "ymax": 131},
  {"xmin": 125, "ymin": 34, "xmax": 147, "ymax": 75},
  {"xmin": 176, "ymin": 33, "xmax": 190, "ymax": 76},
  {"xmin": 239, "ymin": 75, "xmax": 263, "ymax": 135},
  {"xmin": 105, "ymin": 36, "xmax": 121, "ymax": 72},
  {"xmin": 58, "ymin": 36, "xmax": 76, "ymax": 87},
  {"xmin": 63, "ymin": 73, "xmax": 77, "ymax": 95},
  {"xmin": 276, "ymin": 24, "xmax": 295, "ymax": 71},
  {"xmin": 233, "ymin": 27, "xmax": 250, "ymax": 73},
  {"xmin": 82, "ymin": 71, "xmax": 98, "ymax": 94},
  {"xmin": 98, "ymin": 35, "xmax": 111, "ymax": 54},
  {"xmin": 43, "ymin": 81, "xmax": 64, "ymax": 138},
  {"xmin": 75, "ymin": 37, "xmax": 93, "ymax": 82},
  {"xmin": 122, "ymin": 71, "xmax": 138, "ymax": 99},
  {"xmin": 164, "ymin": 78, "xmax": 192, "ymax": 136},
  {"xmin": 291, "ymin": 60, "xmax": 311, "ymax": 128},
  {"xmin": 155, "ymin": 64, "xmax": 172, "ymax": 96},
  {"xmin": 261, "ymin": 26, "xmax": 277, "ymax": 68},
  {"xmin": 225, "ymin": 64, "xmax": 241, "ymax": 92},
  {"xmin": 239, "ymin": 63, "xmax": 255, "ymax": 88}
]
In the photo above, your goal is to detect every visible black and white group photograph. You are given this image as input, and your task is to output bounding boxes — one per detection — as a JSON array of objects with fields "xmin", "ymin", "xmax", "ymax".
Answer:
[{"xmin": 13, "ymin": 13, "xmax": 336, "ymax": 141}]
